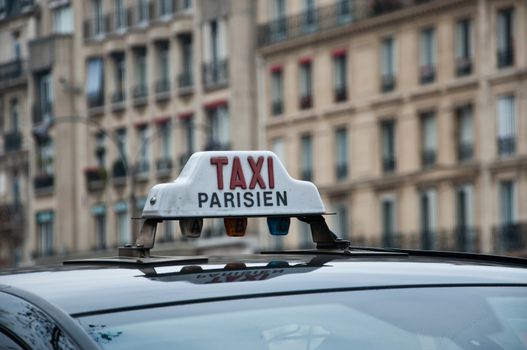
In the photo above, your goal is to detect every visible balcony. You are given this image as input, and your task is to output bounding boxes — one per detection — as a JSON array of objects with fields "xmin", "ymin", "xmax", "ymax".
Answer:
[
  {"xmin": 177, "ymin": 72, "xmax": 193, "ymax": 95},
  {"xmin": 258, "ymin": 0, "xmax": 423, "ymax": 46},
  {"xmin": 134, "ymin": 162, "xmax": 150, "ymax": 182},
  {"xmin": 381, "ymin": 74, "xmax": 396, "ymax": 93},
  {"xmin": 34, "ymin": 173, "xmax": 54, "ymax": 195},
  {"xmin": 133, "ymin": 85, "xmax": 148, "ymax": 106},
  {"xmin": 155, "ymin": 78, "xmax": 171, "ymax": 102},
  {"xmin": 497, "ymin": 47, "xmax": 514, "ymax": 69},
  {"xmin": 87, "ymin": 94, "xmax": 105, "ymax": 116},
  {"xmin": 455, "ymin": 57, "xmax": 472, "ymax": 77},
  {"xmin": 4, "ymin": 130, "xmax": 22, "ymax": 153},
  {"xmin": 383, "ymin": 156, "xmax": 396, "ymax": 173},
  {"xmin": 419, "ymin": 65, "xmax": 435, "ymax": 85},
  {"xmin": 202, "ymin": 59, "xmax": 228, "ymax": 89},
  {"xmin": 335, "ymin": 163, "xmax": 347, "ymax": 180},
  {"xmin": 420, "ymin": 229, "xmax": 437, "ymax": 250},
  {"xmin": 334, "ymin": 86, "xmax": 347, "ymax": 103},
  {"xmin": 493, "ymin": 223, "xmax": 527, "ymax": 255},
  {"xmin": 112, "ymin": 159, "xmax": 127, "ymax": 186},
  {"xmin": 299, "ymin": 95, "xmax": 313, "ymax": 110},
  {"xmin": 271, "ymin": 100, "xmax": 283, "ymax": 116},
  {"xmin": 32, "ymin": 103, "xmax": 53, "ymax": 125},
  {"xmin": 457, "ymin": 143, "xmax": 473, "ymax": 162},
  {"xmin": 156, "ymin": 158, "xmax": 173, "ymax": 178},
  {"xmin": 0, "ymin": 59, "xmax": 26, "ymax": 88},
  {"xmin": 421, "ymin": 149, "xmax": 436, "ymax": 168},
  {"xmin": 111, "ymin": 90, "xmax": 126, "ymax": 112},
  {"xmin": 498, "ymin": 136, "xmax": 515, "ymax": 157},
  {"xmin": 0, "ymin": 203, "xmax": 24, "ymax": 232},
  {"xmin": 438, "ymin": 227, "xmax": 480, "ymax": 253},
  {"xmin": 84, "ymin": 167, "xmax": 107, "ymax": 191}
]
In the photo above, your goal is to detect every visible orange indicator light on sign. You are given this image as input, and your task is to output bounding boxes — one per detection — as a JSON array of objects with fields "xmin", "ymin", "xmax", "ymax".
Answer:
[{"xmin": 224, "ymin": 217, "xmax": 247, "ymax": 237}]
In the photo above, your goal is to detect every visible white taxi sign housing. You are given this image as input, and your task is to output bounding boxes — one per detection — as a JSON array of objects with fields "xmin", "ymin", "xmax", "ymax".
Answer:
[{"xmin": 142, "ymin": 151, "xmax": 326, "ymax": 218}]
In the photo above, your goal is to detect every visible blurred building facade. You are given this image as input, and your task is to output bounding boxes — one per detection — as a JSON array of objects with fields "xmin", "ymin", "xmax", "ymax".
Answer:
[
  {"xmin": 0, "ymin": 0, "xmax": 258, "ymax": 266},
  {"xmin": 256, "ymin": 0, "xmax": 527, "ymax": 255}
]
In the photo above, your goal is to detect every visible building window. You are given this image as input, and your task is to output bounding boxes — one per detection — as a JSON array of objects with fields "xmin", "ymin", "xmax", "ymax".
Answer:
[
  {"xmin": 333, "ymin": 51, "xmax": 347, "ymax": 102},
  {"xmin": 419, "ymin": 27, "xmax": 436, "ymax": 84},
  {"xmin": 497, "ymin": 8, "xmax": 514, "ymax": 68},
  {"xmin": 334, "ymin": 203, "xmax": 349, "ymax": 239},
  {"xmin": 137, "ymin": 0, "xmax": 150, "ymax": 25},
  {"xmin": 270, "ymin": 67, "xmax": 283, "ymax": 116},
  {"xmin": 455, "ymin": 18, "xmax": 472, "ymax": 76},
  {"xmin": 456, "ymin": 184, "xmax": 474, "ymax": 252},
  {"xmin": 158, "ymin": 0, "xmax": 173, "ymax": 17},
  {"xmin": 9, "ymin": 98, "xmax": 19, "ymax": 132},
  {"xmin": 86, "ymin": 57, "xmax": 105, "ymax": 108},
  {"xmin": 302, "ymin": 0, "xmax": 317, "ymax": 33},
  {"xmin": 36, "ymin": 211, "xmax": 54, "ymax": 257},
  {"xmin": 180, "ymin": 0, "xmax": 192, "ymax": 12},
  {"xmin": 158, "ymin": 120, "xmax": 172, "ymax": 160},
  {"xmin": 420, "ymin": 111, "xmax": 437, "ymax": 168},
  {"xmin": 92, "ymin": 204, "xmax": 107, "ymax": 250},
  {"xmin": 112, "ymin": 53, "xmax": 126, "ymax": 103},
  {"xmin": 181, "ymin": 115, "xmax": 195, "ymax": 156},
  {"xmin": 456, "ymin": 105, "xmax": 474, "ymax": 162},
  {"xmin": 115, "ymin": 202, "xmax": 130, "ymax": 245},
  {"xmin": 381, "ymin": 197, "xmax": 396, "ymax": 247},
  {"xmin": 381, "ymin": 120, "xmax": 396, "ymax": 173},
  {"xmin": 137, "ymin": 126, "xmax": 150, "ymax": 174},
  {"xmin": 53, "ymin": 5, "xmax": 73, "ymax": 34},
  {"xmin": 155, "ymin": 42, "xmax": 170, "ymax": 93},
  {"xmin": 37, "ymin": 72, "xmax": 53, "ymax": 123},
  {"xmin": 206, "ymin": 104, "xmax": 230, "ymax": 150},
  {"xmin": 202, "ymin": 19, "xmax": 228, "ymax": 86},
  {"xmin": 380, "ymin": 37, "xmax": 396, "ymax": 92},
  {"xmin": 178, "ymin": 35, "xmax": 193, "ymax": 88},
  {"xmin": 419, "ymin": 189, "xmax": 437, "ymax": 250},
  {"xmin": 299, "ymin": 60, "xmax": 313, "ymax": 109},
  {"xmin": 497, "ymin": 95, "xmax": 515, "ymax": 157},
  {"xmin": 92, "ymin": 0, "xmax": 104, "ymax": 35},
  {"xmin": 269, "ymin": 0, "xmax": 287, "ymax": 41},
  {"xmin": 300, "ymin": 134, "xmax": 313, "ymax": 181},
  {"xmin": 36, "ymin": 139, "xmax": 54, "ymax": 176},
  {"xmin": 336, "ymin": 0, "xmax": 352, "ymax": 24},
  {"xmin": 499, "ymin": 180, "xmax": 516, "ymax": 226},
  {"xmin": 133, "ymin": 48, "xmax": 148, "ymax": 98},
  {"xmin": 114, "ymin": 0, "xmax": 127, "ymax": 31},
  {"xmin": 335, "ymin": 127, "xmax": 348, "ymax": 180},
  {"xmin": 95, "ymin": 132, "xmax": 106, "ymax": 167},
  {"xmin": 271, "ymin": 137, "xmax": 286, "ymax": 167}
]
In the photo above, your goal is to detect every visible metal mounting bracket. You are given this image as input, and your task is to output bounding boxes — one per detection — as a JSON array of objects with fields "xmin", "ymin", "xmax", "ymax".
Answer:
[
  {"xmin": 298, "ymin": 215, "xmax": 351, "ymax": 250},
  {"xmin": 118, "ymin": 218, "xmax": 160, "ymax": 258}
]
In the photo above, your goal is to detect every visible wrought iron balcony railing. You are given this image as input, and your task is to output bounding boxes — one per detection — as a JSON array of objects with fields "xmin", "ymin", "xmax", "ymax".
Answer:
[
  {"xmin": 334, "ymin": 86, "xmax": 347, "ymax": 102},
  {"xmin": 497, "ymin": 136, "xmax": 515, "ymax": 157},
  {"xmin": 258, "ymin": 0, "xmax": 429, "ymax": 47},
  {"xmin": 271, "ymin": 100, "xmax": 283, "ymax": 116},
  {"xmin": 419, "ymin": 64, "xmax": 436, "ymax": 84},
  {"xmin": 0, "ymin": 59, "xmax": 26, "ymax": 85},
  {"xmin": 178, "ymin": 71, "xmax": 193, "ymax": 89},
  {"xmin": 383, "ymin": 156, "xmax": 396, "ymax": 173},
  {"xmin": 299, "ymin": 94, "xmax": 313, "ymax": 110},
  {"xmin": 335, "ymin": 163, "xmax": 348, "ymax": 180},
  {"xmin": 456, "ymin": 57, "xmax": 472, "ymax": 77},
  {"xmin": 34, "ymin": 173, "xmax": 54, "ymax": 193},
  {"xmin": 84, "ymin": 167, "xmax": 107, "ymax": 191},
  {"xmin": 3, "ymin": 130, "xmax": 22, "ymax": 153},
  {"xmin": 155, "ymin": 78, "xmax": 171, "ymax": 94},
  {"xmin": 493, "ymin": 223, "xmax": 527, "ymax": 254},
  {"xmin": 202, "ymin": 59, "xmax": 228, "ymax": 88},
  {"xmin": 421, "ymin": 149, "xmax": 436, "ymax": 168},
  {"xmin": 457, "ymin": 143, "xmax": 473, "ymax": 162},
  {"xmin": 497, "ymin": 47, "xmax": 514, "ymax": 69},
  {"xmin": 156, "ymin": 157, "xmax": 173, "ymax": 177},
  {"xmin": 381, "ymin": 74, "xmax": 396, "ymax": 93}
]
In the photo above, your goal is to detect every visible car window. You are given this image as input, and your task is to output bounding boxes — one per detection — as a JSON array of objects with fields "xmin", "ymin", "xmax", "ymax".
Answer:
[
  {"xmin": 78, "ymin": 286, "xmax": 527, "ymax": 350},
  {"xmin": 0, "ymin": 330, "xmax": 26, "ymax": 350},
  {"xmin": 0, "ymin": 292, "xmax": 77, "ymax": 350}
]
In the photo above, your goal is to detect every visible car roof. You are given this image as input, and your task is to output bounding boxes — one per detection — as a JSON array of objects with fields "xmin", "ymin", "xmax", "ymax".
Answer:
[{"xmin": 1, "ymin": 252, "xmax": 527, "ymax": 317}]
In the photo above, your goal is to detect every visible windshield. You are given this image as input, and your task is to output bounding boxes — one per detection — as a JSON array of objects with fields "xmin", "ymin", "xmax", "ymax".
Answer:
[{"xmin": 78, "ymin": 286, "xmax": 527, "ymax": 350}]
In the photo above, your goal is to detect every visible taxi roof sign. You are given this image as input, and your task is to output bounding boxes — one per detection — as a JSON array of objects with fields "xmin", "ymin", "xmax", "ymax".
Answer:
[{"xmin": 142, "ymin": 151, "xmax": 326, "ymax": 219}]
